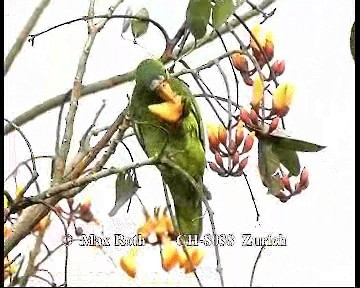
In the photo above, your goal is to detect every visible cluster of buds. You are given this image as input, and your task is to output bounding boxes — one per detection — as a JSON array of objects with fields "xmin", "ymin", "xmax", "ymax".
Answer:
[
  {"xmin": 120, "ymin": 207, "xmax": 205, "ymax": 278},
  {"xmin": 231, "ymin": 24, "xmax": 285, "ymax": 86},
  {"xmin": 231, "ymin": 24, "xmax": 294, "ymax": 122},
  {"xmin": 207, "ymin": 121, "xmax": 255, "ymax": 177},
  {"xmin": 275, "ymin": 168, "xmax": 310, "ymax": 202}
]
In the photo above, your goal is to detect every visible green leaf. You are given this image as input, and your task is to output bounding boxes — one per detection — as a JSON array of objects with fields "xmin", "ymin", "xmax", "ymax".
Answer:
[
  {"xmin": 273, "ymin": 137, "xmax": 326, "ymax": 152},
  {"xmin": 108, "ymin": 171, "xmax": 139, "ymax": 217},
  {"xmin": 273, "ymin": 146, "xmax": 301, "ymax": 176},
  {"xmin": 350, "ymin": 21, "xmax": 355, "ymax": 61},
  {"xmin": 186, "ymin": 0, "xmax": 211, "ymax": 39},
  {"xmin": 131, "ymin": 8, "xmax": 149, "ymax": 38},
  {"xmin": 212, "ymin": 0, "xmax": 235, "ymax": 29},
  {"xmin": 258, "ymin": 140, "xmax": 280, "ymax": 178}
]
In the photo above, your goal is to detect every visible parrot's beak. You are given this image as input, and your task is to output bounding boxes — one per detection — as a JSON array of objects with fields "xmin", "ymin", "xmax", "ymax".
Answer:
[{"xmin": 148, "ymin": 79, "xmax": 184, "ymax": 124}]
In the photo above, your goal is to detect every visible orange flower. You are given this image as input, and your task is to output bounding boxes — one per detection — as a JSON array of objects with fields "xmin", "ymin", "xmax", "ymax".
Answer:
[
  {"xmin": 178, "ymin": 247, "xmax": 205, "ymax": 273},
  {"xmin": 217, "ymin": 124, "xmax": 227, "ymax": 146},
  {"xmin": 161, "ymin": 241, "xmax": 179, "ymax": 271},
  {"xmin": 206, "ymin": 124, "xmax": 220, "ymax": 151},
  {"xmin": 231, "ymin": 53, "xmax": 249, "ymax": 73},
  {"xmin": 120, "ymin": 247, "xmax": 138, "ymax": 278},
  {"xmin": 272, "ymin": 83, "xmax": 295, "ymax": 117}
]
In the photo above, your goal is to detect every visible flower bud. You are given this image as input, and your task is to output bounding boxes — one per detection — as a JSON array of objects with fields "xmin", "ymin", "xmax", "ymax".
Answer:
[
  {"xmin": 241, "ymin": 132, "xmax": 255, "ymax": 154},
  {"xmin": 218, "ymin": 124, "xmax": 227, "ymax": 146},
  {"xmin": 239, "ymin": 156, "xmax": 249, "ymax": 171},
  {"xmin": 236, "ymin": 121, "xmax": 244, "ymax": 146},
  {"xmin": 281, "ymin": 175, "xmax": 292, "ymax": 192},
  {"xmin": 239, "ymin": 109, "xmax": 251, "ymax": 126},
  {"xmin": 80, "ymin": 199, "xmax": 91, "ymax": 214},
  {"xmin": 228, "ymin": 139, "xmax": 237, "ymax": 156},
  {"xmin": 268, "ymin": 117, "xmax": 280, "ymax": 134},
  {"xmin": 215, "ymin": 152, "xmax": 224, "ymax": 168},
  {"xmin": 249, "ymin": 109, "xmax": 259, "ymax": 126},
  {"xmin": 272, "ymin": 60, "xmax": 285, "ymax": 77},
  {"xmin": 206, "ymin": 124, "xmax": 220, "ymax": 151},
  {"xmin": 231, "ymin": 53, "xmax": 249, "ymax": 73},
  {"xmin": 75, "ymin": 226, "xmax": 84, "ymax": 236},
  {"xmin": 232, "ymin": 151, "xmax": 240, "ymax": 167}
]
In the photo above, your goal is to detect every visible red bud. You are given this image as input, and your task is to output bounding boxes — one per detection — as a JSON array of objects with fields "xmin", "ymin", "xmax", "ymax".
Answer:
[
  {"xmin": 215, "ymin": 152, "xmax": 224, "ymax": 168},
  {"xmin": 231, "ymin": 53, "xmax": 249, "ymax": 73},
  {"xmin": 300, "ymin": 168, "xmax": 309, "ymax": 186},
  {"xmin": 232, "ymin": 151, "xmax": 240, "ymax": 167},
  {"xmin": 209, "ymin": 162, "xmax": 226, "ymax": 175},
  {"xmin": 281, "ymin": 175, "xmax": 292, "ymax": 192},
  {"xmin": 249, "ymin": 109, "xmax": 259, "ymax": 126},
  {"xmin": 241, "ymin": 132, "xmax": 255, "ymax": 154},
  {"xmin": 272, "ymin": 60, "xmax": 285, "ymax": 77},
  {"xmin": 228, "ymin": 140, "xmax": 237, "ymax": 155},
  {"xmin": 268, "ymin": 117, "xmax": 280, "ymax": 134},
  {"xmin": 238, "ymin": 156, "xmax": 249, "ymax": 171},
  {"xmin": 239, "ymin": 109, "xmax": 251, "ymax": 126},
  {"xmin": 80, "ymin": 201, "xmax": 91, "ymax": 214},
  {"xmin": 243, "ymin": 75, "xmax": 254, "ymax": 86}
]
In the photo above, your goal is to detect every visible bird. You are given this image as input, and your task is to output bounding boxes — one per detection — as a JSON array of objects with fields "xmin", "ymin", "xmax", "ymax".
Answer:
[{"xmin": 129, "ymin": 59, "xmax": 207, "ymax": 236}]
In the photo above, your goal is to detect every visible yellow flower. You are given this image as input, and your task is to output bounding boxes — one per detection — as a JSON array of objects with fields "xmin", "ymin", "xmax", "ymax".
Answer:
[
  {"xmin": 251, "ymin": 76, "xmax": 264, "ymax": 110},
  {"xmin": 272, "ymin": 83, "xmax": 295, "ymax": 117},
  {"xmin": 250, "ymin": 24, "xmax": 264, "ymax": 49},
  {"xmin": 120, "ymin": 247, "xmax": 138, "ymax": 278},
  {"xmin": 161, "ymin": 241, "xmax": 179, "ymax": 272},
  {"xmin": 250, "ymin": 24, "xmax": 275, "ymax": 62}
]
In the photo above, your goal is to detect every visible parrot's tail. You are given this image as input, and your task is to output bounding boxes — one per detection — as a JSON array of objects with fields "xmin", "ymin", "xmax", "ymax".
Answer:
[{"xmin": 164, "ymin": 174, "xmax": 203, "ymax": 236}]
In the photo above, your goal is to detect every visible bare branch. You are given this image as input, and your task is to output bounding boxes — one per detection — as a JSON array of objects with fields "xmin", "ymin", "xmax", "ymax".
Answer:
[
  {"xmin": 53, "ymin": 0, "xmax": 123, "ymax": 182},
  {"xmin": 4, "ymin": 0, "xmax": 51, "ymax": 75}
]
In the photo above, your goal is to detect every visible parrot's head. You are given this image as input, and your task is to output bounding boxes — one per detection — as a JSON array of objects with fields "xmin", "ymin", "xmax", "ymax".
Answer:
[{"xmin": 135, "ymin": 59, "xmax": 184, "ymax": 124}]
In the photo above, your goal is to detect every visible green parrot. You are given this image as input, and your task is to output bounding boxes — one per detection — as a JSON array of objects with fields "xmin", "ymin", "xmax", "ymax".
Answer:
[{"xmin": 130, "ymin": 59, "xmax": 206, "ymax": 236}]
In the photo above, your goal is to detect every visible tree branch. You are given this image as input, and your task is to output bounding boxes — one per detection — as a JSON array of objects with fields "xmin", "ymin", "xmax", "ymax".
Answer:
[
  {"xmin": 4, "ymin": 0, "xmax": 51, "ymax": 75},
  {"xmin": 4, "ymin": 0, "xmax": 276, "ymax": 135}
]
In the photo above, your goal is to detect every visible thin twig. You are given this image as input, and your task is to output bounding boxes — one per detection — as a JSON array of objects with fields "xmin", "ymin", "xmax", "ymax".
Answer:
[
  {"xmin": 250, "ymin": 245, "xmax": 266, "ymax": 287},
  {"xmin": 243, "ymin": 173, "xmax": 260, "ymax": 222},
  {"xmin": 4, "ymin": 0, "xmax": 51, "ymax": 75}
]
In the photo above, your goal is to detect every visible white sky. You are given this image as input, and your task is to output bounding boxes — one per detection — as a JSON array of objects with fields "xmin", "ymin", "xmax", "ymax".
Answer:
[{"xmin": 4, "ymin": 0, "xmax": 355, "ymax": 286}]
